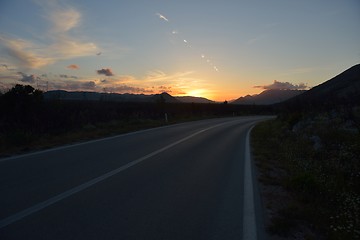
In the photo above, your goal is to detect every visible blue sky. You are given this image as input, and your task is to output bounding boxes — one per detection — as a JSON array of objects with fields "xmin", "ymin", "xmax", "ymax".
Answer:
[{"xmin": 0, "ymin": 0, "xmax": 359, "ymax": 101}]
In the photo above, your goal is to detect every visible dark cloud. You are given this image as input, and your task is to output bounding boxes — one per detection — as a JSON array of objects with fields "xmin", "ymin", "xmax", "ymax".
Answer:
[
  {"xmin": 158, "ymin": 85, "xmax": 172, "ymax": 93},
  {"xmin": 1, "ymin": 63, "xmax": 16, "ymax": 71},
  {"xmin": 59, "ymin": 74, "xmax": 78, "ymax": 79},
  {"xmin": 49, "ymin": 80, "xmax": 96, "ymax": 91},
  {"xmin": 97, "ymin": 68, "xmax": 114, "ymax": 76},
  {"xmin": 67, "ymin": 64, "xmax": 79, "ymax": 70},
  {"xmin": 82, "ymin": 81, "xmax": 96, "ymax": 89},
  {"xmin": 254, "ymin": 80, "xmax": 307, "ymax": 90},
  {"xmin": 18, "ymin": 72, "xmax": 40, "ymax": 83},
  {"xmin": 158, "ymin": 85, "xmax": 172, "ymax": 90}
]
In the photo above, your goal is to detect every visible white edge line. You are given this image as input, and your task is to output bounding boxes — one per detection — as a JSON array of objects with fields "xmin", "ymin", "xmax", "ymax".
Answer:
[
  {"xmin": 243, "ymin": 125, "xmax": 258, "ymax": 240},
  {"xmin": 0, "ymin": 117, "xmax": 245, "ymax": 162},
  {"xmin": 0, "ymin": 122, "xmax": 228, "ymax": 229},
  {"xmin": 1, "ymin": 117, "xmax": 268, "ymax": 162}
]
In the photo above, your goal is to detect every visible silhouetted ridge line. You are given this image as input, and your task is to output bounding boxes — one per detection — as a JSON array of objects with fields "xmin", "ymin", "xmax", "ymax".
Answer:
[{"xmin": 278, "ymin": 64, "xmax": 360, "ymax": 110}]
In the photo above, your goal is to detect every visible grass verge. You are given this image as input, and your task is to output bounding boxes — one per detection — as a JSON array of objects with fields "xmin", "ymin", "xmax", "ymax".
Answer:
[
  {"xmin": 0, "ymin": 118, "xmax": 166, "ymax": 158},
  {"xmin": 252, "ymin": 115, "xmax": 360, "ymax": 239}
]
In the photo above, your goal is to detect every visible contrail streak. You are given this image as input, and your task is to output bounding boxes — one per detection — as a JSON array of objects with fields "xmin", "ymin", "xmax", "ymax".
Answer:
[
  {"xmin": 155, "ymin": 11, "xmax": 220, "ymax": 73},
  {"xmin": 156, "ymin": 13, "xmax": 169, "ymax": 22}
]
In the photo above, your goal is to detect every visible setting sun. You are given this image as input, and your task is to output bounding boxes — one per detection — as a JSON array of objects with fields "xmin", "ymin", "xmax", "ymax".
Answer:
[
  {"xmin": 184, "ymin": 89, "xmax": 207, "ymax": 99},
  {"xmin": 0, "ymin": 1, "xmax": 359, "ymax": 239},
  {"xmin": 0, "ymin": 1, "xmax": 358, "ymax": 101}
]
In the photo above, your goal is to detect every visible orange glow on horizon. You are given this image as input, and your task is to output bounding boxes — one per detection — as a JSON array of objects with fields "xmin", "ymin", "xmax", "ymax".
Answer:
[
  {"xmin": 183, "ymin": 89, "xmax": 207, "ymax": 98},
  {"xmin": 173, "ymin": 88, "xmax": 263, "ymax": 102},
  {"xmin": 200, "ymin": 88, "xmax": 264, "ymax": 102}
]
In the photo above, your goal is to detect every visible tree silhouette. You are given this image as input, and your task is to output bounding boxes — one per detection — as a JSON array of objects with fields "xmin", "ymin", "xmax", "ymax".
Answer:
[
  {"xmin": 3, "ymin": 84, "xmax": 43, "ymax": 103},
  {"xmin": 0, "ymin": 84, "xmax": 44, "ymax": 127}
]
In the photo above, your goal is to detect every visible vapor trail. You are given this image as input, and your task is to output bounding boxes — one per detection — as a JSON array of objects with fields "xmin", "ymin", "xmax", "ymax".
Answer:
[
  {"xmin": 156, "ymin": 13, "xmax": 169, "ymax": 22},
  {"xmin": 155, "ymin": 11, "xmax": 220, "ymax": 73}
]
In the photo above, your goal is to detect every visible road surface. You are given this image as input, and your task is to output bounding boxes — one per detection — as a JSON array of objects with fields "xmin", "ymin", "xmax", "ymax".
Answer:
[{"xmin": 0, "ymin": 116, "xmax": 271, "ymax": 240}]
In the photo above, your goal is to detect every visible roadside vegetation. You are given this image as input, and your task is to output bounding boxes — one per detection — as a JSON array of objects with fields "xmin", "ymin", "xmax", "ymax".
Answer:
[
  {"xmin": 0, "ymin": 84, "xmax": 272, "ymax": 157},
  {"xmin": 252, "ymin": 110, "xmax": 360, "ymax": 239}
]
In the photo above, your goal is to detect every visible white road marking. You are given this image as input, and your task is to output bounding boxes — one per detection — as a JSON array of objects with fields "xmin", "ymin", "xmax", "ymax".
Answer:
[
  {"xmin": 0, "ymin": 122, "xmax": 230, "ymax": 229},
  {"xmin": 243, "ymin": 125, "xmax": 258, "ymax": 240}
]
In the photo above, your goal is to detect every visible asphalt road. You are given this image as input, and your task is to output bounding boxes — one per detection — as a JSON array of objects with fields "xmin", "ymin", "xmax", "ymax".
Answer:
[{"xmin": 0, "ymin": 116, "xmax": 271, "ymax": 240}]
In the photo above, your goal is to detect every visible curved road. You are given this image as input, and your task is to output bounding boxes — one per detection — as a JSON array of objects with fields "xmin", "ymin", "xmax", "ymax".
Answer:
[{"xmin": 0, "ymin": 116, "xmax": 271, "ymax": 240}]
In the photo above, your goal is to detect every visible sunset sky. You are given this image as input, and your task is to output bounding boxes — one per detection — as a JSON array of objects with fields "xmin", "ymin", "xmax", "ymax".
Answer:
[{"xmin": 0, "ymin": 0, "xmax": 359, "ymax": 101}]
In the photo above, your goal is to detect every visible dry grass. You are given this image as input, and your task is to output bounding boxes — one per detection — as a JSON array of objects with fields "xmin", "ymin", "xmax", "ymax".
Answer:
[
  {"xmin": 0, "ymin": 119, "xmax": 164, "ymax": 158},
  {"xmin": 251, "ymin": 114, "xmax": 360, "ymax": 239}
]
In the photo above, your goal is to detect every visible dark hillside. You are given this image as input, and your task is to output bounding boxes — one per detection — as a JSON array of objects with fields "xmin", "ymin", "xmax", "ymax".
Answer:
[
  {"xmin": 232, "ymin": 89, "xmax": 305, "ymax": 105},
  {"xmin": 176, "ymin": 96, "xmax": 215, "ymax": 104},
  {"xmin": 279, "ymin": 64, "xmax": 360, "ymax": 110},
  {"xmin": 44, "ymin": 91, "xmax": 180, "ymax": 103},
  {"xmin": 253, "ymin": 64, "xmax": 360, "ymax": 239}
]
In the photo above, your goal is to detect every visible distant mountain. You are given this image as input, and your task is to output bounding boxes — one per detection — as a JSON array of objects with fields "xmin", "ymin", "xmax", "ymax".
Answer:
[
  {"xmin": 280, "ymin": 64, "xmax": 360, "ymax": 109},
  {"xmin": 152, "ymin": 92, "xmax": 180, "ymax": 103},
  {"xmin": 176, "ymin": 96, "xmax": 215, "ymax": 104},
  {"xmin": 44, "ymin": 91, "xmax": 180, "ymax": 103},
  {"xmin": 231, "ymin": 89, "xmax": 306, "ymax": 105}
]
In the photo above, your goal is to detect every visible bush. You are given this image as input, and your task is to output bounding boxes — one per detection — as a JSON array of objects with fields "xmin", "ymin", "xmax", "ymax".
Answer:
[{"xmin": 252, "ymin": 112, "xmax": 360, "ymax": 239}]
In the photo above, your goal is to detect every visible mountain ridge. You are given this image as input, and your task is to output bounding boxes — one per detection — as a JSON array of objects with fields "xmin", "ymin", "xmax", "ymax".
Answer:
[
  {"xmin": 44, "ymin": 91, "xmax": 213, "ymax": 103},
  {"xmin": 43, "ymin": 64, "xmax": 360, "ymax": 106},
  {"xmin": 279, "ymin": 64, "xmax": 360, "ymax": 109},
  {"xmin": 175, "ymin": 96, "xmax": 215, "ymax": 104},
  {"xmin": 231, "ymin": 89, "xmax": 306, "ymax": 105}
]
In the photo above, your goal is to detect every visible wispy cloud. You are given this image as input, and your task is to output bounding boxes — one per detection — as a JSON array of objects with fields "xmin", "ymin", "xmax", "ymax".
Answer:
[
  {"xmin": 46, "ymin": 4, "xmax": 98, "ymax": 59},
  {"xmin": 145, "ymin": 70, "xmax": 168, "ymax": 81},
  {"xmin": 0, "ymin": 36, "xmax": 55, "ymax": 69},
  {"xmin": 48, "ymin": 7, "xmax": 81, "ymax": 33},
  {"xmin": 1, "ymin": 64, "xmax": 208, "ymax": 97},
  {"xmin": 49, "ymin": 36, "xmax": 97, "ymax": 59},
  {"xmin": 144, "ymin": 70, "xmax": 194, "ymax": 82},
  {"xmin": 254, "ymin": 80, "xmax": 308, "ymax": 90},
  {"xmin": 0, "ymin": 2, "xmax": 98, "ymax": 70},
  {"xmin": 94, "ymin": 70, "xmax": 203, "ymax": 95}
]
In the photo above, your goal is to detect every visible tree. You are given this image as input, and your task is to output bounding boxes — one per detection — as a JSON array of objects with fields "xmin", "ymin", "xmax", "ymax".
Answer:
[
  {"xmin": 2, "ymin": 84, "xmax": 43, "ymax": 103},
  {"xmin": 0, "ymin": 84, "xmax": 44, "ymax": 123}
]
